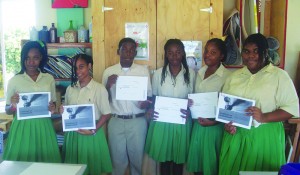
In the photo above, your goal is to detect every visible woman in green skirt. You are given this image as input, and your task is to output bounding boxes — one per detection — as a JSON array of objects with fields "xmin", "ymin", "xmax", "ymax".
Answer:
[
  {"xmin": 219, "ymin": 33, "xmax": 299, "ymax": 175},
  {"xmin": 145, "ymin": 39, "xmax": 195, "ymax": 175},
  {"xmin": 186, "ymin": 38, "xmax": 231, "ymax": 175},
  {"xmin": 4, "ymin": 41, "xmax": 61, "ymax": 163},
  {"xmin": 61, "ymin": 54, "xmax": 112, "ymax": 175}
]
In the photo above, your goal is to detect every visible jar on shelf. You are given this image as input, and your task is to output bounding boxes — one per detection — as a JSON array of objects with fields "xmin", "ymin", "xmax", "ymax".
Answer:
[{"xmin": 64, "ymin": 20, "xmax": 78, "ymax": 43}]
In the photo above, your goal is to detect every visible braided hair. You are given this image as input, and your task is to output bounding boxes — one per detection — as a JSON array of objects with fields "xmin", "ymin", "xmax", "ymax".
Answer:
[
  {"xmin": 18, "ymin": 41, "xmax": 48, "ymax": 74},
  {"xmin": 161, "ymin": 39, "xmax": 190, "ymax": 86},
  {"xmin": 71, "ymin": 53, "xmax": 93, "ymax": 87}
]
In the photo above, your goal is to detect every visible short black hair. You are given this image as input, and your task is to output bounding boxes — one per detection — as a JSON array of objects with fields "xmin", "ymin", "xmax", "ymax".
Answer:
[
  {"xmin": 118, "ymin": 38, "xmax": 136, "ymax": 49},
  {"xmin": 206, "ymin": 38, "xmax": 227, "ymax": 62},
  {"xmin": 243, "ymin": 33, "xmax": 270, "ymax": 65}
]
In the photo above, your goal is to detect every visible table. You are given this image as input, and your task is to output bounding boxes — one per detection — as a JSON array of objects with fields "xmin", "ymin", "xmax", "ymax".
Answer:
[{"xmin": 0, "ymin": 161, "xmax": 86, "ymax": 175}]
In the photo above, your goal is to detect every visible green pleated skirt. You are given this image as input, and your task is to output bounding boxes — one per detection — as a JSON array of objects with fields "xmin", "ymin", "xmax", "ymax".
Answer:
[
  {"xmin": 3, "ymin": 117, "xmax": 61, "ymax": 163},
  {"xmin": 145, "ymin": 119, "xmax": 192, "ymax": 164},
  {"xmin": 63, "ymin": 127, "xmax": 112, "ymax": 175},
  {"xmin": 187, "ymin": 122, "xmax": 224, "ymax": 175},
  {"xmin": 219, "ymin": 122, "xmax": 286, "ymax": 175}
]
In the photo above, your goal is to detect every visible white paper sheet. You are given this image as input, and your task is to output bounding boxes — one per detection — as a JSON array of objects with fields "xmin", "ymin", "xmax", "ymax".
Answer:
[
  {"xmin": 62, "ymin": 104, "xmax": 96, "ymax": 131},
  {"xmin": 17, "ymin": 92, "xmax": 51, "ymax": 120},
  {"xmin": 216, "ymin": 93, "xmax": 255, "ymax": 129},
  {"xmin": 154, "ymin": 96, "xmax": 188, "ymax": 125},
  {"xmin": 116, "ymin": 76, "xmax": 148, "ymax": 101},
  {"xmin": 188, "ymin": 92, "xmax": 218, "ymax": 119}
]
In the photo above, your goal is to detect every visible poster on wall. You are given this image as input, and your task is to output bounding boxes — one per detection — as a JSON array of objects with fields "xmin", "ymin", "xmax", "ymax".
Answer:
[
  {"xmin": 125, "ymin": 23, "xmax": 149, "ymax": 61},
  {"xmin": 51, "ymin": 0, "xmax": 88, "ymax": 8},
  {"xmin": 182, "ymin": 41, "xmax": 202, "ymax": 72}
]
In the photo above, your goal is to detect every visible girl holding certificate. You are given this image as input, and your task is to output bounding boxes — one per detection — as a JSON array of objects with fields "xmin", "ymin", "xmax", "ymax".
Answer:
[
  {"xmin": 219, "ymin": 33, "xmax": 299, "ymax": 175},
  {"xmin": 186, "ymin": 38, "xmax": 231, "ymax": 175},
  {"xmin": 145, "ymin": 39, "xmax": 195, "ymax": 175},
  {"xmin": 4, "ymin": 41, "xmax": 61, "ymax": 162},
  {"xmin": 61, "ymin": 54, "xmax": 112, "ymax": 175}
]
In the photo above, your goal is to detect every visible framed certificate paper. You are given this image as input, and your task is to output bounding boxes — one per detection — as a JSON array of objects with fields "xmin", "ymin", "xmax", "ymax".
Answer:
[
  {"xmin": 62, "ymin": 104, "xmax": 96, "ymax": 131},
  {"xmin": 188, "ymin": 92, "xmax": 218, "ymax": 119},
  {"xmin": 17, "ymin": 92, "xmax": 51, "ymax": 120},
  {"xmin": 216, "ymin": 93, "xmax": 255, "ymax": 129},
  {"xmin": 116, "ymin": 76, "xmax": 148, "ymax": 101}
]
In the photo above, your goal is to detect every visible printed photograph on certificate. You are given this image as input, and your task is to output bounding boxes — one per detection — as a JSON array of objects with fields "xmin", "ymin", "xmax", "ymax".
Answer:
[
  {"xmin": 17, "ymin": 92, "xmax": 51, "ymax": 120},
  {"xmin": 216, "ymin": 93, "xmax": 255, "ymax": 129},
  {"xmin": 62, "ymin": 104, "xmax": 96, "ymax": 132}
]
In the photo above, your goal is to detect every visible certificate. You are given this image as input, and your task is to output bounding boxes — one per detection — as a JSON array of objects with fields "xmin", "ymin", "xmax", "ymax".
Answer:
[
  {"xmin": 17, "ymin": 92, "xmax": 51, "ymax": 120},
  {"xmin": 216, "ymin": 93, "xmax": 255, "ymax": 129},
  {"xmin": 116, "ymin": 76, "xmax": 148, "ymax": 101},
  {"xmin": 62, "ymin": 104, "xmax": 96, "ymax": 132},
  {"xmin": 188, "ymin": 92, "xmax": 218, "ymax": 119},
  {"xmin": 154, "ymin": 96, "xmax": 188, "ymax": 125}
]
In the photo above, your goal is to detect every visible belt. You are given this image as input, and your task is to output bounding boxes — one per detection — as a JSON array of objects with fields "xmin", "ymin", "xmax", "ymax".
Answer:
[{"xmin": 114, "ymin": 113, "xmax": 145, "ymax": 119}]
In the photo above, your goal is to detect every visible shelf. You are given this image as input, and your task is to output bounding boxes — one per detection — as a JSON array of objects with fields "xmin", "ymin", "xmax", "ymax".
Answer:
[{"xmin": 47, "ymin": 43, "xmax": 92, "ymax": 49}]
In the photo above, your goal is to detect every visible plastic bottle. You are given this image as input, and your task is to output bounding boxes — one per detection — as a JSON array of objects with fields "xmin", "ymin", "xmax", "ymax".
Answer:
[
  {"xmin": 49, "ymin": 23, "xmax": 57, "ymax": 43},
  {"xmin": 30, "ymin": 26, "xmax": 38, "ymax": 41},
  {"xmin": 89, "ymin": 19, "xmax": 92, "ymax": 43},
  {"xmin": 39, "ymin": 26, "xmax": 50, "ymax": 43},
  {"xmin": 78, "ymin": 25, "xmax": 88, "ymax": 43}
]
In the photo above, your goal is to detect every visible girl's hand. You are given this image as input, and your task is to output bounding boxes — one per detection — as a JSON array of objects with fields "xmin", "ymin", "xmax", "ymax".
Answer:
[
  {"xmin": 224, "ymin": 121, "xmax": 236, "ymax": 134},
  {"xmin": 48, "ymin": 101, "xmax": 56, "ymax": 114},
  {"xmin": 180, "ymin": 108, "xmax": 190, "ymax": 119},
  {"xmin": 197, "ymin": 117, "xmax": 217, "ymax": 126},
  {"xmin": 146, "ymin": 108, "xmax": 159, "ymax": 120},
  {"xmin": 77, "ymin": 129, "xmax": 96, "ymax": 135},
  {"xmin": 187, "ymin": 99, "xmax": 194, "ymax": 108},
  {"xmin": 59, "ymin": 105, "xmax": 64, "ymax": 115},
  {"xmin": 246, "ymin": 106, "xmax": 264, "ymax": 122},
  {"xmin": 10, "ymin": 93, "xmax": 19, "ymax": 106}
]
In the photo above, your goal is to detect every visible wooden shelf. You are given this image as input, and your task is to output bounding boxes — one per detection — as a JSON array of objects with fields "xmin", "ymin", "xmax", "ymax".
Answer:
[{"xmin": 47, "ymin": 43, "xmax": 92, "ymax": 49}]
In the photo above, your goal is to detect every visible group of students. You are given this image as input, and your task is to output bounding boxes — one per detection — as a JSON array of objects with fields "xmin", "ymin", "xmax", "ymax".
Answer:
[{"xmin": 3, "ymin": 33, "xmax": 299, "ymax": 175}]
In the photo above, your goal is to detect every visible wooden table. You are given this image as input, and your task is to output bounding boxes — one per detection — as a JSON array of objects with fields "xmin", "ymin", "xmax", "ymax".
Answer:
[{"xmin": 0, "ymin": 161, "xmax": 86, "ymax": 175}]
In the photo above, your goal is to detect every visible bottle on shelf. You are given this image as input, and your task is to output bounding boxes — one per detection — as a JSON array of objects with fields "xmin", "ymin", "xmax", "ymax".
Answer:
[
  {"xmin": 39, "ymin": 26, "xmax": 50, "ymax": 43},
  {"xmin": 78, "ymin": 25, "xmax": 88, "ymax": 43},
  {"xmin": 89, "ymin": 18, "xmax": 92, "ymax": 43},
  {"xmin": 29, "ymin": 26, "xmax": 38, "ymax": 41},
  {"xmin": 49, "ymin": 23, "xmax": 57, "ymax": 43},
  {"xmin": 68, "ymin": 20, "xmax": 74, "ymax": 30}
]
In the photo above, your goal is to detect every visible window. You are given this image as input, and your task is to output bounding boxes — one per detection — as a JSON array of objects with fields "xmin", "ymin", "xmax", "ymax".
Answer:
[{"xmin": 0, "ymin": 0, "xmax": 35, "ymax": 112}]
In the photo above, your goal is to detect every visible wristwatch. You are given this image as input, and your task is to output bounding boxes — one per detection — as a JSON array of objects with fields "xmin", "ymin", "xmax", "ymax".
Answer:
[{"xmin": 90, "ymin": 129, "xmax": 96, "ymax": 135}]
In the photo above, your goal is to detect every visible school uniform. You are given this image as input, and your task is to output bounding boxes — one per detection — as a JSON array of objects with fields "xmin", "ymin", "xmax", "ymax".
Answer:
[
  {"xmin": 187, "ymin": 64, "xmax": 231, "ymax": 175},
  {"xmin": 102, "ymin": 63, "xmax": 152, "ymax": 175},
  {"xmin": 145, "ymin": 65, "xmax": 195, "ymax": 164},
  {"xmin": 63, "ymin": 79, "xmax": 112, "ymax": 175},
  {"xmin": 4, "ymin": 72, "xmax": 61, "ymax": 163},
  {"xmin": 219, "ymin": 64, "xmax": 299, "ymax": 175}
]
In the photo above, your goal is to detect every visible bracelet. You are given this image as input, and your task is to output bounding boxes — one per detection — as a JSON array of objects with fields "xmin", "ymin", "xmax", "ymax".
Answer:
[
  {"xmin": 10, "ymin": 104, "xmax": 16, "ymax": 112},
  {"xmin": 90, "ymin": 129, "xmax": 96, "ymax": 135}
]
